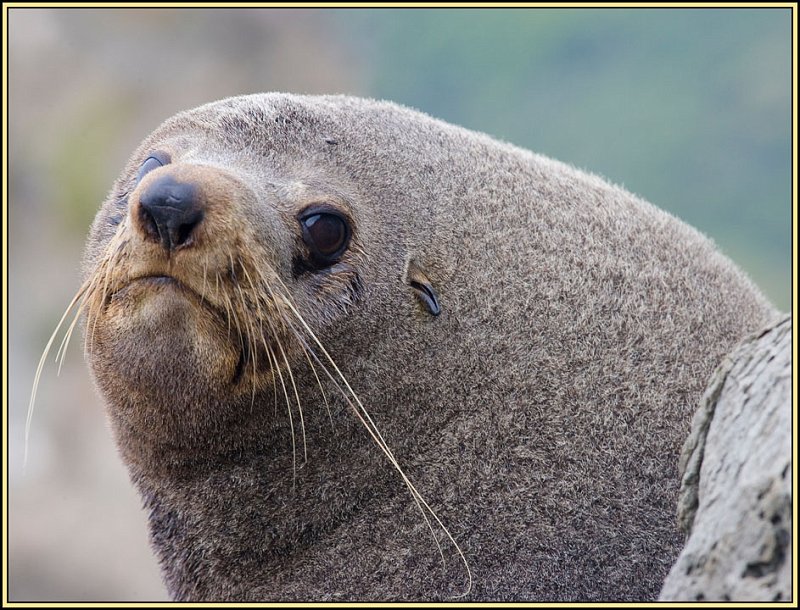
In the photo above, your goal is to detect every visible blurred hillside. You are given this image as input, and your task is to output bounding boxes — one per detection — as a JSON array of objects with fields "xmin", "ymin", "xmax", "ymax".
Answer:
[
  {"xmin": 336, "ymin": 8, "xmax": 791, "ymax": 307},
  {"xmin": 7, "ymin": 7, "xmax": 792, "ymax": 602}
]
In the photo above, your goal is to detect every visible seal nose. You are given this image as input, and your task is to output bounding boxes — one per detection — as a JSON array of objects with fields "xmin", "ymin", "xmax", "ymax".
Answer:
[{"xmin": 137, "ymin": 175, "xmax": 204, "ymax": 251}]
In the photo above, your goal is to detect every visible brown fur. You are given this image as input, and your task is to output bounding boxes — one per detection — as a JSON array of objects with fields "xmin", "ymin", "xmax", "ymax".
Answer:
[{"xmin": 80, "ymin": 93, "xmax": 778, "ymax": 601}]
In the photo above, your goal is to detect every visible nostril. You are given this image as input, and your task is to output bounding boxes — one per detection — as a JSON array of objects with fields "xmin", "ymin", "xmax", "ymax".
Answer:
[
  {"xmin": 136, "ymin": 176, "xmax": 204, "ymax": 251},
  {"xmin": 175, "ymin": 210, "xmax": 204, "ymax": 248},
  {"xmin": 139, "ymin": 206, "xmax": 163, "ymax": 244}
]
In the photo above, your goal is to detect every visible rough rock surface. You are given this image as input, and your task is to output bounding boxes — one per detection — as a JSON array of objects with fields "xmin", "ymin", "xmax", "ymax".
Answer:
[{"xmin": 659, "ymin": 315, "xmax": 792, "ymax": 602}]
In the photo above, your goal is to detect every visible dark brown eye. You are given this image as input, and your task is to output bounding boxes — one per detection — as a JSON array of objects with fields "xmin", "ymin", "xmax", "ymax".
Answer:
[
  {"xmin": 136, "ymin": 151, "xmax": 171, "ymax": 184},
  {"xmin": 299, "ymin": 210, "xmax": 350, "ymax": 265}
]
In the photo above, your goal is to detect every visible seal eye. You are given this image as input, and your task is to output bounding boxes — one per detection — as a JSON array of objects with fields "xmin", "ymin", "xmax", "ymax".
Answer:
[
  {"xmin": 136, "ymin": 152, "xmax": 171, "ymax": 184},
  {"xmin": 299, "ymin": 211, "xmax": 350, "ymax": 264}
]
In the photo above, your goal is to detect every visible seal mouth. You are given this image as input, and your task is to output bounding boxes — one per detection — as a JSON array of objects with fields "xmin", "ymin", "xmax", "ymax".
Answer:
[
  {"xmin": 113, "ymin": 274, "xmax": 266, "ymax": 387},
  {"xmin": 108, "ymin": 274, "xmax": 229, "ymax": 333},
  {"xmin": 111, "ymin": 274, "xmax": 208, "ymax": 306},
  {"xmin": 128, "ymin": 274, "xmax": 184, "ymax": 291}
]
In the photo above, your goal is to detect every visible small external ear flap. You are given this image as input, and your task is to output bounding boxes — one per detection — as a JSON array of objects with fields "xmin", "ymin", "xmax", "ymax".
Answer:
[{"xmin": 407, "ymin": 260, "xmax": 441, "ymax": 317}]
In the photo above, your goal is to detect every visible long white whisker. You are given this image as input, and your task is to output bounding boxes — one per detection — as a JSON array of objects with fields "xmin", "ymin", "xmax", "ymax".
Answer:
[
  {"xmin": 234, "ymin": 282, "xmax": 258, "ymax": 411},
  {"xmin": 26, "ymin": 282, "xmax": 89, "ymax": 469},
  {"xmin": 287, "ymin": 319, "xmax": 446, "ymax": 571},
  {"xmin": 55, "ymin": 304, "xmax": 84, "ymax": 376},
  {"xmin": 89, "ymin": 235, "xmax": 126, "ymax": 351},
  {"xmin": 275, "ymin": 287, "xmax": 471, "ymax": 596},
  {"xmin": 276, "ymin": 339, "xmax": 307, "ymax": 466},
  {"xmin": 201, "ymin": 258, "xmax": 209, "ymax": 303},
  {"xmin": 260, "ymin": 275, "xmax": 442, "ymax": 557},
  {"xmin": 269, "ymin": 343, "xmax": 297, "ymax": 484},
  {"xmin": 282, "ymin": 317, "xmax": 334, "ymax": 431},
  {"xmin": 247, "ymin": 268, "xmax": 470, "ymax": 594}
]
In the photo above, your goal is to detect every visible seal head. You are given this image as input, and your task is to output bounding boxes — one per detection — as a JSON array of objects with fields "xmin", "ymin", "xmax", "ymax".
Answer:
[{"xmin": 79, "ymin": 93, "xmax": 777, "ymax": 601}]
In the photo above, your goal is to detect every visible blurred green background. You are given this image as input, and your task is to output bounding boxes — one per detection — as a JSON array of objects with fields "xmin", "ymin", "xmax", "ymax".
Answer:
[{"xmin": 8, "ymin": 7, "xmax": 791, "ymax": 602}]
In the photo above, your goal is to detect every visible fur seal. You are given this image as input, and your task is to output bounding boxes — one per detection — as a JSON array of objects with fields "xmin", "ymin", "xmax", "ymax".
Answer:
[{"xmin": 45, "ymin": 93, "xmax": 777, "ymax": 601}]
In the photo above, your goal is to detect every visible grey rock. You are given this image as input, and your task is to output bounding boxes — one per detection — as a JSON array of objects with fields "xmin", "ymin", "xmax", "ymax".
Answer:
[{"xmin": 660, "ymin": 315, "xmax": 792, "ymax": 602}]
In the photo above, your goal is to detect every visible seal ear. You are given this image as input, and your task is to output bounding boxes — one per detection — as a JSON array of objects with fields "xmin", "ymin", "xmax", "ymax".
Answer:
[{"xmin": 406, "ymin": 260, "xmax": 441, "ymax": 317}]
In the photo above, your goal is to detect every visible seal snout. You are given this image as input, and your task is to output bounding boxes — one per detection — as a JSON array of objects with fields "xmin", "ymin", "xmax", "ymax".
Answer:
[{"xmin": 137, "ymin": 174, "xmax": 205, "ymax": 251}]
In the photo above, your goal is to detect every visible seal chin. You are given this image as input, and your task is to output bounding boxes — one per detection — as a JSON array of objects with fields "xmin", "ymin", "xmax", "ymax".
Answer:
[{"xmin": 94, "ymin": 275, "xmax": 241, "ymax": 406}]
